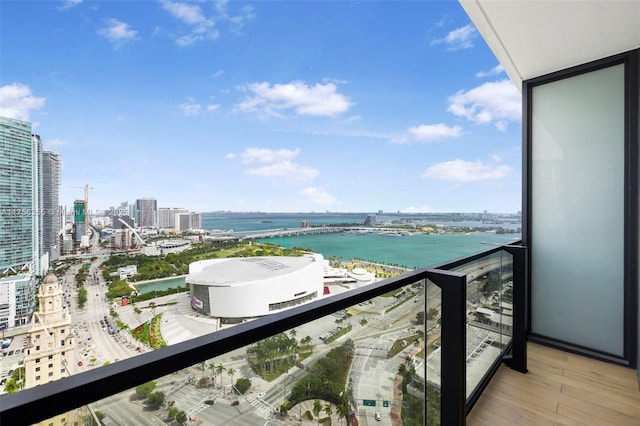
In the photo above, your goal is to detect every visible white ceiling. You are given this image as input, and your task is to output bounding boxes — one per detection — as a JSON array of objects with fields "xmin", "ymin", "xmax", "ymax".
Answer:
[{"xmin": 460, "ymin": 0, "xmax": 640, "ymax": 91}]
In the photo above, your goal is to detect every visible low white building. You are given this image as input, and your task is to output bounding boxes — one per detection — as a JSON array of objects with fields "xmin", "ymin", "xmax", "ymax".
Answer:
[
  {"xmin": 187, "ymin": 254, "xmax": 324, "ymax": 320},
  {"xmin": 117, "ymin": 265, "xmax": 137, "ymax": 280},
  {"xmin": 141, "ymin": 240, "xmax": 191, "ymax": 256}
]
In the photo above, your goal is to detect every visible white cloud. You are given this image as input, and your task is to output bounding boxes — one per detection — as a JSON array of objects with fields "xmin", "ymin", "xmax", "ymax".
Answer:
[
  {"xmin": 225, "ymin": 153, "xmax": 236, "ymax": 160},
  {"xmin": 241, "ymin": 147, "xmax": 300, "ymax": 164},
  {"xmin": 212, "ymin": 69, "xmax": 225, "ymax": 78},
  {"xmin": 447, "ymin": 79, "xmax": 521, "ymax": 131},
  {"xmin": 476, "ymin": 65, "xmax": 504, "ymax": 78},
  {"xmin": 240, "ymin": 147, "xmax": 318, "ymax": 184},
  {"xmin": 0, "ymin": 83, "xmax": 46, "ymax": 121},
  {"xmin": 245, "ymin": 160, "xmax": 319, "ymax": 183},
  {"xmin": 215, "ymin": 0, "xmax": 255, "ymax": 32},
  {"xmin": 160, "ymin": 0, "xmax": 253, "ymax": 46},
  {"xmin": 421, "ymin": 159, "xmax": 511, "ymax": 182},
  {"xmin": 178, "ymin": 100, "xmax": 201, "ymax": 116},
  {"xmin": 394, "ymin": 123, "xmax": 463, "ymax": 143},
  {"xmin": 236, "ymin": 80, "xmax": 352, "ymax": 117},
  {"xmin": 59, "ymin": 0, "xmax": 82, "ymax": 10},
  {"xmin": 97, "ymin": 19, "xmax": 138, "ymax": 46},
  {"xmin": 432, "ymin": 24, "xmax": 477, "ymax": 50},
  {"xmin": 161, "ymin": 0, "xmax": 207, "ymax": 25},
  {"xmin": 299, "ymin": 187, "xmax": 338, "ymax": 206},
  {"xmin": 160, "ymin": 0, "xmax": 218, "ymax": 46},
  {"xmin": 177, "ymin": 98, "xmax": 220, "ymax": 115}
]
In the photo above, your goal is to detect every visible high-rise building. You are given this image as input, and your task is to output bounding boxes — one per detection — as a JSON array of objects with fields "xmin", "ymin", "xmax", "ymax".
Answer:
[
  {"xmin": 158, "ymin": 207, "xmax": 188, "ymax": 229},
  {"xmin": 73, "ymin": 199, "xmax": 86, "ymax": 244},
  {"xmin": 0, "ymin": 116, "xmax": 42, "ymax": 327},
  {"xmin": 189, "ymin": 212, "xmax": 202, "ymax": 230},
  {"xmin": 31, "ymin": 135, "xmax": 43, "ymax": 276},
  {"xmin": 135, "ymin": 198, "xmax": 157, "ymax": 228},
  {"xmin": 176, "ymin": 213, "xmax": 190, "ymax": 231},
  {"xmin": 42, "ymin": 151, "xmax": 61, "ymax": 262}
]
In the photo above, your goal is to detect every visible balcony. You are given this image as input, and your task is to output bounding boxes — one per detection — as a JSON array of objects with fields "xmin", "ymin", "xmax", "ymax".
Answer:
[
  {"xmin": 1, "ymin": 244, "xmax": 638, "ymax": 425},
  {"xmin": 468, "ymin": 342, "xmax": 640, "ymax": 425}
]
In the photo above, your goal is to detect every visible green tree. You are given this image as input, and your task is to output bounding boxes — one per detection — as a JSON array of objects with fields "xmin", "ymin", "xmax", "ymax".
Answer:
[
  {"xmin": 215, "ymin": 364, "xmax": 225, "ymax": 387},
  {"xmin": 78, "ymin": 287, "xmax": 87, "ymax": 308},
  {"xmin": 146, "ymin": 390, "xmax": 165, "ymax": 409},
  {"xmin": 416, "ymin": 311, "xmax": 425, "ymax": 324},
  {"xmin": 133, "ymin": 305, "xmax": 142, "ymax": 322},
  {"xmin": 324, "ymin": 403, "xmax": 333, "ymax": 418},
  {"xmin": 427, "ymin": 308, "xmax": 439, "ymax": 320},
  {"xmin": 176, "ymin": 410, "xmax": 188, "ymax": 425},
  {"xmin": 313, "ymin": 399, "xmax": 322, "ymax": 424},
  {"xmin": 148, "ymin": 302, "xmax": 157, "ymax": 316},
  {"xmin": 168, "ymin": 407, "xmax": 179, "ymax": 421},
  {"xmin": 227, "ymin": 368, "xmax": 236, "ymax": 390},
  {"xmin": 135, "ymin": 381, "xmax": 156, "ymax": 397},
  {"xmin": 336, "ymin": 402, "xmax": 349, "ymax": 426},
  {"xmin": 235, "ymin": 377, "xmax": 251, "ymax": 395}
]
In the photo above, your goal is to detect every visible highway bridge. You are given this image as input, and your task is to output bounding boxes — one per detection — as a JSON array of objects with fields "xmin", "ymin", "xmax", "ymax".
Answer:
[{"xmin": 233, "ymin": 226, "xmax": 349, "ymax": 239}]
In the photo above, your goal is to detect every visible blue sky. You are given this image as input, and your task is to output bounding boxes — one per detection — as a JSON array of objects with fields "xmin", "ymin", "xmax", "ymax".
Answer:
[{"xmin": 1, "ymin": 0, "xmax": 522, "ymax": 214}]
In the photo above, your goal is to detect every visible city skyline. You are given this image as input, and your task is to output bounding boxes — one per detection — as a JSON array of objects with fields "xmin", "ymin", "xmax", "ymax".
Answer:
[{"xmin": 1, "ymin": 1, "xmax": 522, "ymax": 214}]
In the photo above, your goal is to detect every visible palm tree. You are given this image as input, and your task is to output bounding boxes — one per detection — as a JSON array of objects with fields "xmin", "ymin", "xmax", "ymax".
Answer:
[
  {"xmin": 208, "ymin": 362, "xmax": 216, "ymax": 386},
  {"xmin": 289, "ymin": 328, "xmax": 297, "ymax": 340},
  {"xmin": 336, "ymin": 402, "xmax": 349, "ymax": 426},
  {"xmin": 148, "ymin": 302, "xmax": 157, "ymax": 317},
  {"xmin": 226, "ymin": 368, "xmax": 236, "ymax": 390},
  {"xmin": 324, "ymin": 403, "xmax": 333, "ymax": 419},
  {"xmin": 133, "ymin": 305, "xmax": 142, "ymax": 323},
  {"xmin": 215, "ymin": 364, "xmax": 225, "ymax": 388},
  {"xmin": 313, "ymin": 399, "xmax": 322, "ymax": 424}
]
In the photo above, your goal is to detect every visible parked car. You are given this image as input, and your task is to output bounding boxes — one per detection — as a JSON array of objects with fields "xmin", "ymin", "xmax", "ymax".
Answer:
[
  {"xmin": 375, "ymin": 412, "xmax": 381, "ymax": 421},
  {"xmin": 231, "ymin": 401, "xmax": 239, "ymax": 406}
]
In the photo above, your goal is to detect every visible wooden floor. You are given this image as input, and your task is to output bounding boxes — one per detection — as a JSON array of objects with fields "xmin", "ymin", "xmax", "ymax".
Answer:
[{"xmin": 467, "ymin": 343, "xmax": 640, "ymax": 425}]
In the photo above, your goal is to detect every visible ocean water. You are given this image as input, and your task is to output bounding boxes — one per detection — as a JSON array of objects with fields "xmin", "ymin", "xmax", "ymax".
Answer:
[
  {"xmin": 260, "ymin": 232, "xmax": 519, "ymax": 269},
  {"xmin": 136, "ymin": 213, "xmax": 520, "ymax": 293}
]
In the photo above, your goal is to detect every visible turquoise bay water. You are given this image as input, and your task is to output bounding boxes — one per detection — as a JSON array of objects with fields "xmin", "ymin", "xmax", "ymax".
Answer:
[
  {"xmin": 136, "ymin": 220, "xmax": 519, "ymax": 293},
  {"xmin": 260, "ymin": 231, "xmax": 518, "ymax": 269},
  {"xmin": 136, "ymin": 213, "xmax": 520, "ymax": 293},
  {"xmin": 134, "ymin": 276, "xmax": 187, "ymax": 294}
]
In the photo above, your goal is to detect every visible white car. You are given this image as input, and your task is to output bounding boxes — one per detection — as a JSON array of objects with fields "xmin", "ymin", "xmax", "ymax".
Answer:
[{"xmin": 257, "ymin": 392, "xmax": 266, "ymax": 399}]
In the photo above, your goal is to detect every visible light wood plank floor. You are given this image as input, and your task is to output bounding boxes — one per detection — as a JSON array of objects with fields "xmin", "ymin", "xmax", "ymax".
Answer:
[{"xmin": 467, "ymin": 343, "xmax": 640, "ymax": 425}]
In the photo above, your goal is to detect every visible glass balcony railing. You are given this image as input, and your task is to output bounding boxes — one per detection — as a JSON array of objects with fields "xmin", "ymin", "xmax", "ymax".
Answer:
[{"xmin": 0, "ymin": 244, "xmax": 526, "ymax": 426}]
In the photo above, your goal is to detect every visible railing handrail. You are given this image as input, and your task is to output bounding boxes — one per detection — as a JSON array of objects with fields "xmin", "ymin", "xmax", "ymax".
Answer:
[{"xmin": 0, "ymin": 243, "xmax": 526, "ymax": 425}]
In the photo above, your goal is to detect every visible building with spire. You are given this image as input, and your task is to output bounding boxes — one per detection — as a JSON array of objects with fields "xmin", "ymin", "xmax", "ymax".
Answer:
[{"xmin": 22, "ymin": 273, "xmax": 82, "ymax": 425}]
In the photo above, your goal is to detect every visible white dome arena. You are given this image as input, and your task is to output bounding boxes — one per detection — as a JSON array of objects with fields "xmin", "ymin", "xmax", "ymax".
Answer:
[{"xmin": 186, "ymin": 254, "xmax": 324, "ymax": 320}]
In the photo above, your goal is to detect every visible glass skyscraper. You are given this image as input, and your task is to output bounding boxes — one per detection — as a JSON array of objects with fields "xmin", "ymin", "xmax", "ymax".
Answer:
[
  {"xmin": 42, "ymin": 150, "xmax": 62, "ymax": 261},
  {"xmin": 0, "ymin": 116, "xmax": 42, "ymax": 326}
]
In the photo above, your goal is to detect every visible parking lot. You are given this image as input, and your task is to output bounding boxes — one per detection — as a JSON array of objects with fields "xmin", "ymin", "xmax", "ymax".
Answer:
[{"xmin": 0, "ymin": 335, "xmax": 28, "ymax": 393}]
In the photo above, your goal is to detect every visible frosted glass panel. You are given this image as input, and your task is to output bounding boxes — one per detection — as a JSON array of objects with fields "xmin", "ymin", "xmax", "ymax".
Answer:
[{"xmin": 531, "ymin": 64, "xmax": 624, "ymax": 356}]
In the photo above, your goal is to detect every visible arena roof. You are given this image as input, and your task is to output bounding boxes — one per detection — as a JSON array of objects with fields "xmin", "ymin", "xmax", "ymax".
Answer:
[{"xmin": 187, "ymin": 255, "xmax": 321, "ymax": 286}]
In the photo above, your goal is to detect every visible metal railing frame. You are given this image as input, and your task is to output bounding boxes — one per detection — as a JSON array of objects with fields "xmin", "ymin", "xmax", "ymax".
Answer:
[{"xmin": 0, "ymin": 244, "xmax": 527, "ymax": 426}]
